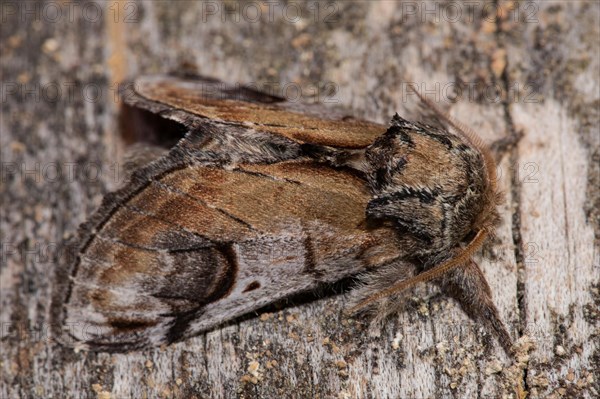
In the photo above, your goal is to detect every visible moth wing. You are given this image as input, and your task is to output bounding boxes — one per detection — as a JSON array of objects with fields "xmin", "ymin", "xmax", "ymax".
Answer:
[
  {"xmin": 121, "ymin": 74, "xmax": 386, "ymax": 148},
  {"xmin": 53, "ymin": 151, "xmax": 402, "ymax": 352}
]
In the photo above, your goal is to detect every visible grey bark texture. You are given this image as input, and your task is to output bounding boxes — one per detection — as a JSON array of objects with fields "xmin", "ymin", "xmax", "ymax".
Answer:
[{"xmin": 1, "ymin": 1, "xmax": 598, "ymax": 398}]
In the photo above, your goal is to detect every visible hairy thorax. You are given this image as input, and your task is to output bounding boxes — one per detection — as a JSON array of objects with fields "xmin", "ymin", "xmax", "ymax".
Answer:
[{"xmin": 362, "ymin": 115, "xmax": 496, "ymax": 261}]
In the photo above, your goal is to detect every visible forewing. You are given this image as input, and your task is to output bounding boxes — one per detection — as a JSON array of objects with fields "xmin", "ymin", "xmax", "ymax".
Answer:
[
  {"xmin": 122, "ymin": 74, "xmax": 386, "ymax": 148},
  {"xmin": 53, "ymin": 151, "xmax": 402, "ymax": 352}
]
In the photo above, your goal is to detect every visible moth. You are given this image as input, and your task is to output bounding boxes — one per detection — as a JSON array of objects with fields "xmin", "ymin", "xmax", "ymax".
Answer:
[{"xmin": 50, "ymin": 74, "xmax": 513, "ymax": 355}]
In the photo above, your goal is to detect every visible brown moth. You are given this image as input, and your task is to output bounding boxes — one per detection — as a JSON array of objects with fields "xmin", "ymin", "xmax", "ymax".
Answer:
[{"xmin": 50, "ymin": 74, "xmax": 513, "ymax": 354}]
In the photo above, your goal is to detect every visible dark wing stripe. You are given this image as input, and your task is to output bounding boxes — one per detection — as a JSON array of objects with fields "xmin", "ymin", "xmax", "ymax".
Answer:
[
  {"xmin": 302, "ymin": 233, "xmax": 322, "ymax": 279},
  {"xmin": 123, "ymin": 203, "xmax": 214, "ymax": 243},
  {"xmin": 165, "ymin": 242, "xmax": 238, "ymax": 343},
  {"xmin": 152, "ymin": 180, "xmax": 258, "ymax": 231}
]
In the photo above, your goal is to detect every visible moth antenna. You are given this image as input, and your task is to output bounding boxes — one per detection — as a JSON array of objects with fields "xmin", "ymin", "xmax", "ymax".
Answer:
[
  {"xmin": 406, "ymin": 85, "xmax": 498, "ymax": 190},
  {"xmin": 349, "ymin": 229, "xmax": 488, "ymax": 313}
]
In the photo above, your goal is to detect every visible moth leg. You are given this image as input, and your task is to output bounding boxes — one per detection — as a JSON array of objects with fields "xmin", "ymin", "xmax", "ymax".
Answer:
[
  {"xmin": 437, "ymin": 259, "xmax": 514, "ymax": 355},
  {"xmin": 347, "ymin": 260, "xmax": 417, "ymax": 325},
  {"xmin": 349, "ymin": 257, "xmax": 513, "ymax": 355}
]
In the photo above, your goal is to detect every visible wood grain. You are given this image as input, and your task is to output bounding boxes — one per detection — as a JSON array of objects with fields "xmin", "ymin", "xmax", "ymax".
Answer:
[{"xmin": 1, "ymin": 1, "xmax": 598, "ymax": 398}]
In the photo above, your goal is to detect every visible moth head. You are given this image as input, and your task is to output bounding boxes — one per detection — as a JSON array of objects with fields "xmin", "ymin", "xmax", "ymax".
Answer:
[{"xmin": 361, "ymin": 114, "xmax": 502, "ymax": 256}]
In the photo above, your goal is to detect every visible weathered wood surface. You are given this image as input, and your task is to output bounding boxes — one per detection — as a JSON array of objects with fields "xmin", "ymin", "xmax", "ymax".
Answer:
[{"xmin": 1, "ymin": 1, "xmax": 598, "ymax": 398}]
